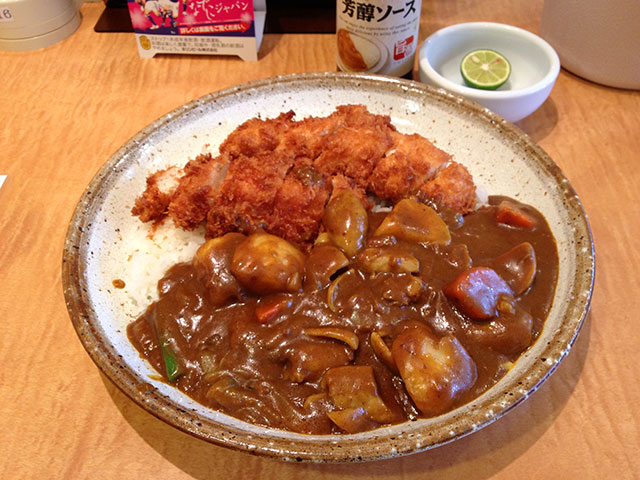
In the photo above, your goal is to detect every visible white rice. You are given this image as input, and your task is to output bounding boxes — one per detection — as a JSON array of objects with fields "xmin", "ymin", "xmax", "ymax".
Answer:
[{"xmin": 119, "ymin": 220, "xmax": 205, "ymax": 314}]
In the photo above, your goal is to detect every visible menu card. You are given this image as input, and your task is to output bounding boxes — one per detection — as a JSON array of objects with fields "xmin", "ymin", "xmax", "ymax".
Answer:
[{"xmin": 127, "ymin": 0, "xmax": 266, "ymax": 60}]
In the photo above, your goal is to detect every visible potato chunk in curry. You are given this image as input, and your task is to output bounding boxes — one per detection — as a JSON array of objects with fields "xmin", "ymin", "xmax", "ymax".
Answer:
[
  {"xmin": 374, "ymin": 198, "xmax": 451, "ymax": 245},
  {"xmin": 230, "ymin": 233, "xmax": 306, "ymax": 295},
  {"xmin": 322, "ymin": 189, "xmax": 369, "ymax": 257},
  {"xmin": 193, "ymin": 232, "xmax": 246, "ymax": 306},
  {"xmin": 324, "ymin": 365, "xmax": 399, "ymax": 433},
  {"xmin": 392, "ymin": 322, "xmax": 477, "ymax": 416}
]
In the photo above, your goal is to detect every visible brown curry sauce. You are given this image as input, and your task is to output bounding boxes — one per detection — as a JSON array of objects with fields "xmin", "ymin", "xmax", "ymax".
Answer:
[{"xmin": 127, "ymin": 196, "xmax": 558, "ymax": 434}]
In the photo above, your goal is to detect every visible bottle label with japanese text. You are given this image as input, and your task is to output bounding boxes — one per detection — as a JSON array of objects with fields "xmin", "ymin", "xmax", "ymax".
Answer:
[{"xmin": 336, "ymin": 0, "xmax": 422, "ymax": 77}]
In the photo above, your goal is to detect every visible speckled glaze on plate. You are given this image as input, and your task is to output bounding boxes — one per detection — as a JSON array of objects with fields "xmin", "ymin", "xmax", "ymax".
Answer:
[{"xmin": 62, "ymin": 72, "xmax": 594, "ymax": 463}]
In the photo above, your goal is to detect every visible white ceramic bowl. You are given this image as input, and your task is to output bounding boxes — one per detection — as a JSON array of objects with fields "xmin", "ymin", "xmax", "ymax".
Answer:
[
  {"xmin": 63, "ymin": 73, "xmax": 594, "ymax": 462},
  {"xmin": 418, "ymin": 22, "xmax": 560, "ymax": 122}
]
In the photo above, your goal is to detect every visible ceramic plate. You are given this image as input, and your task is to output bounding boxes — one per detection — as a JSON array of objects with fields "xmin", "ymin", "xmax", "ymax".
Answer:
[{"xmin": 62, "ymin": 72, "xmax": 594, "ymax": 462}]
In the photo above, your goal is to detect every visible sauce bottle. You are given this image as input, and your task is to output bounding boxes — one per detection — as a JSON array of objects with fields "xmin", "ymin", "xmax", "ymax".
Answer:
[{"xmin": 336, "ymin": 0, "xmax": 422, "ymax": 78}]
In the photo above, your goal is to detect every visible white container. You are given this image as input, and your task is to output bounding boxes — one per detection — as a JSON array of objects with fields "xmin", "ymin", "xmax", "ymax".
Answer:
[
  {"xmin": 336, "ymin": 0, "xmax": 422, "ymax": 77},
  {"xmin": 418, "ymin": 22, "xmax": 560, "ymax": 123},
  {"xmin": 539, "ymin": 0, "xmax": 640, "ymax": 90},
  {"xmin": 0, "ymin": 0, "xmax": 81, "ymax": 52}
]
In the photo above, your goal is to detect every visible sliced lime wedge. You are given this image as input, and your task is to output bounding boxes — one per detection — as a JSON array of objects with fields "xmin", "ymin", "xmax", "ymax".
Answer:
[{"xmin": 460, "ymin": 49, "xmax": 511, "ymax": 90}]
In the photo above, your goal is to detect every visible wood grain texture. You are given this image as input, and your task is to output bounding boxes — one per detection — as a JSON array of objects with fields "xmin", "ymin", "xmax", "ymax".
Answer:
[{"xmin": 1, "ymin": 2, "xmax": 639, "ymax": 479}]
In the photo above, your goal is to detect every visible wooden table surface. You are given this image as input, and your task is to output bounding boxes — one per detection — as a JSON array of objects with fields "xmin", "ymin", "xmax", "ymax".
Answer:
[{"xmin": 2, "ymin": 2, "xmax": 639, "ymax": 478}]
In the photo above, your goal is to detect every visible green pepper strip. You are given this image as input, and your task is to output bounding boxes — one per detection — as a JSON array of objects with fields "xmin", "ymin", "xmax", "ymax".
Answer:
[{"xmin": 160, "ymin": 334, "xmax": 183, "ymax": 383}]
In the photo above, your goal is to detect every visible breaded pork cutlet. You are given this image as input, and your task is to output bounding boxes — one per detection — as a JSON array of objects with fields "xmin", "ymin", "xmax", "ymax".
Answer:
[
  {"xmin": 131, "ymin": 165, "xmax": 183, "ymax": 222},
  {"xmin": 168, "ymin": 153, "xmax": 229, "ymax": 229},
  {"xmin": 132, "ymin": 105, "xmax": 477, "ymax": 247}
]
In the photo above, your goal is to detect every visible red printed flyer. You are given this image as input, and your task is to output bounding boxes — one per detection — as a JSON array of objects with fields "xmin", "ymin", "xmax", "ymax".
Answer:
[{"xmin": 127, "ymin": 0, "xmax": 266, "ymax": 60}]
